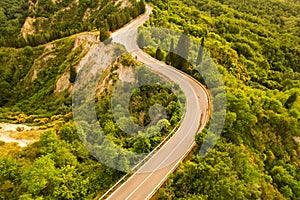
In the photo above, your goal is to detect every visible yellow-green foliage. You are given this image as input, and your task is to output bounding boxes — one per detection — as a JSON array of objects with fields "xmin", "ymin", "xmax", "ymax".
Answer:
[{"xmin": 147, "ymin": 0, "xmax": 300, "ymax": 199}]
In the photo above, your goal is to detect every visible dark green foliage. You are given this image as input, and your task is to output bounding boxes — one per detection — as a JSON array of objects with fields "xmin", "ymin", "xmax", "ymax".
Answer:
[
  {"xmin": 284, "ymin": 93, "xmax": 298, "ymax": 109},
  {"xmin": 139, "ymin": 0, "xmax": 146, "ymax": 14},
  {"xmin": 100, "ymin": 28, "xmax": 110, "ymax": 42},
  {"xmin": 166, "ymin": 39, "xmax": 175, "ymax": 65},
  {"xmin": 0, "ymin": 37, "xmax": 82, "ymax": 116},
  {"xmin": 172, "ymin": 33, "xmax": 190, "ymax": 70},
  {"xmin": 0, "ymin": 0, "xmax": 28, "ymax": 38},
  {"xmin": 96, "ymin": 63, "xmax": 183, "ymax": 154},
  {"xmin": 137, "ymin": 31, "xmax": 147, "ymax": 48},
  {"xmin": 0, "ymin": 124, "xmax": 124, "ymax": 199},
  {"xmin": 148, "ymin": 0, "xmax": 300, "ymax": 199},
  {"xmin": 196, "ymin": 37, "xmax": 205, "ymax": 66},
  {"xmin": 107, "ymin": 15, "xmax": 118, "ymax": 31},
  {"xmin": 155, "ymin": 48, "xmax": 164, "ymax": 61},
  {"xmin": 0, "ymin": 0, "xmax": 146, "ymax": 48},
  {"xmin": 69, "ymin": 66, "xmax": 77, "ymax": 84}
]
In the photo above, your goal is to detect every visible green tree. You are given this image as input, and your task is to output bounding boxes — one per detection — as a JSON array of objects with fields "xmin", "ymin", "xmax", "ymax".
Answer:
[
  {"xmin": 137, "ymin": 31, "xmax": 147, "ymax": 48},
  {"xmin": 108, "ymin": 15, "xmax": 117, "ymax": 31},
  {"xmin": 53, "ymin": 165, "xmax": 89, "ymax": 199},
  {"xmin": 196, "ymin": 37, "xmax": 205, "ymax": 66},
  {"xmin": 284, "ymin": 93, "xmax": 297, "ymax": 109},
  {"xmin": 166, "ymin": 39, "xmax": 174, "ymax": 65},
  {"xmin": 69, "ymin": 66, "xmax": 77, "ymax": 83},
  {"xmin": 173, "ymin": 32, "xmax": 190, "ymax": 70},
  {"xmin": 138, "ymin": 0, "xmax": 146, "ymax": 14},
  {"xmin": 100, "ymin": 28, "xmax": 110, "ymax": 42},
  {"xmin": 156, "ymin": 48, "xmax": 164, "ymax": 61},
  {"xmin": 21, "ymin": 156, "xmax": 58, "ymax": 197},
  {"xmin": 0, "ymin": 81, "xmax": 11, "ymax": 106}
]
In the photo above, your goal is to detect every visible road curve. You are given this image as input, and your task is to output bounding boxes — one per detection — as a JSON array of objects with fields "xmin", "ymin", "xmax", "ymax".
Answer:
[{"xmin": 107, "ymin": 5, "xmax": 210, "ymax": 200}]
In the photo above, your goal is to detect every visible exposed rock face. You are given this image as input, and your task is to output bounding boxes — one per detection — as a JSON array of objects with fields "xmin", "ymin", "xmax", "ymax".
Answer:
[
  {"xmin": 56, "ymin": 33, "xmax": 99, "ymax": 93},
  {"xmin": 21, "ymin": 17, "xmax": 36, "ymax": 37},
  {"xmin": 55, "ymin": 71, "xmax": 71, "ymax": 93},
  {"xmin": 115, "ymin": 0, "xmax": 132, "ymax": 8},
  {"xmin": 117, "ymin": 64, "xmax": 135, "ymax": 83}
]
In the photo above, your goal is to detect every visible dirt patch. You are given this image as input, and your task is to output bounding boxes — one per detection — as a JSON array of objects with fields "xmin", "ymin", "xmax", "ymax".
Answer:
[
  {"xmin": 28, "ymin": 0, "xmax": 38, "ymax": 12},
  {"xmin": 0, "ymin": 123, "xmax": 38, "ymax": 147},
  {"xmin": 97, "ymin": 74, "xmax": 113, "ymax": 95},
  {"xmin": 55, "ymin": 71, "xmax": 72, "ymax": 93},
  {"xmin": 0, "ymin": 136, "xmax": 31, "ymax": 147},
  {"xmin": 32, "ymin": 69, "xmax": 37, "ymax": 80},
  {"xmin": 294, "ymin": 137, "xmax": 300, "ymax": 144},
  {"xmin": 83, "ymin": 8, "xmax": 92, "ymax": 21},
  {"xmin": 43, "ymin": 53, "xmax": 56, "ymax": 61},
  {"xmin": 45, "ymin": 43, "xmax": 55, "ymax": 51},
  {"xmin": 21, "ymin": 17, "xmax": 36, "ymax": 37},
  {"xmin": 0, "ymin": 123, "xmax": 32, "ymax": 132},
  {"xmin": 115, "ymin": 0, "xmax": 132, "ymax": 8},
  {"xmin": 73, "ymin": 33, "xmax": 98, "ymax": 50},
  {"xmin": 117, "ymin": 64, "xmax": 135, "ymax": 83}
]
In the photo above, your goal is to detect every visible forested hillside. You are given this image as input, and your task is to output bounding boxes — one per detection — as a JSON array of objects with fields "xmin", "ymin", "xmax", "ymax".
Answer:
[
  {"xmin": 141, "ymin": 0, "xmax": 300, "ymax": 199},
  {"xmin": 0, "ymin": 0, "xmax": 145, "ymax": 47},
  {"xmin": 0, "ymin": 0, "xmax": 146, "ymax": 117},
  {"xmin": 0, "ymin": 1, "xmax": 151, "ymax": 199},
  {"xmin": 0, "ymin": 51, "xmax": 184, "ymax": 199},
  {"xmin": 0, "ymin": 0, "xmax": 299, "ymax": 199}
]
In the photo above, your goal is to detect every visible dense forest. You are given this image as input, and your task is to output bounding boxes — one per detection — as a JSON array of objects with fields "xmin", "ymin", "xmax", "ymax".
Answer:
[
  {"xmin": 0, "ymin": 37, "xmax": 81, "ymax": 117},
  {"xmin": 0, "ymin": 0, "xmax": 146, "ymax": 117},
  {"xmin": 0, "ymin": 0, "xmax": 146, "ymax": 47},
  {"xmin": 0, "ymin": 52, "xmax": 184, "ymax": 199},
  {"xmin": 0, "ymin": 0, "xmax": 299, "ymax": 199},
  {"xmin": 140, "ymin": 0, "xmax": 300, "ymax": 199},
  {"xmin": 0, "ymin": 0, "xmax": 151, "ymax": 199}
]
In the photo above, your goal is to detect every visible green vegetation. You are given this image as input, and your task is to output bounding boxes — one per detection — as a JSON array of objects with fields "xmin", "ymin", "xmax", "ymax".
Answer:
[
  {"xmin": 0, "ymin": 0, "xmax": 146, "ymax": 47},
  {"xmin": 95, "ymin": 62, "xmax": 184, "ymax": 154},
  {"xmin": 0, "ymin": 36, "xmax": 83, "ymax": 117},
  {"xmin": 0, "ymin": 50, "xmax": 184, "ymax": 198},
  {"xmin": 0, "ymin": 123, "xmax": 125, "ymax": 199},
  {"xmin": 0, "ymin": 0, "xmax": 28, "ymax": 39},
  {"xmin": 142, "ymin": 0, "xmax": 300, "ymax": 199},
  {"xmin": 1, "ymin": 0, "xmax": 300, "ymax": 199}
]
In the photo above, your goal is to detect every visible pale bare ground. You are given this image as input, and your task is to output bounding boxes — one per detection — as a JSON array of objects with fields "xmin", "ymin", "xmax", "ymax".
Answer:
[
  {"xmin": 83, "ymin": 8, "xmax": 92, "ymax": 21},
  {"xmin": 43, "ymin": 54, "xmax": 56, "ymax": 61},
  {"xmin": 96, "ymin": 63, "xmax": 135, "ymax": 95},
  {"xmin": 0, "ymin": 123, "xmax": 32, "ymax": 132},
  {"xmin": 21, "ymin": 17, "xmax": 36, "ymax": 37},
  {"xmin": 55, "ymin": 32, "xmax": 99, "ymax": 93},
  {"xmin": 115, "ymin": 0, "xmax": 132, "ymax": 8},
  {"xmin": 294, "ymin": 137, "xmax": 300, "ymax": 144},
  {"xmin": 117, "ymin": 64, "xmax": 135, "ymax": 83},
  {"xmin": 0, "ymin": 123, "xmax": 38, "ymax": 147},
  {"xmin": 0, "ymin": 136, "xmax": 30, "ymax": 147},
  {"xmin": 55, "ymin": 71, "xmax": 71, "ymax": 93},
  {"xmin": 72, "ymin": 32, "xmax": 98, "ymax": 51}
]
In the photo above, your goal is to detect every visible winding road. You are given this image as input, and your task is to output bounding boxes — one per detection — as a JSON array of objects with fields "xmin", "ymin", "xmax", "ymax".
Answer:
[{"xmin": 105, "ymin": 5, "xmax": 210, "ymax": 200}]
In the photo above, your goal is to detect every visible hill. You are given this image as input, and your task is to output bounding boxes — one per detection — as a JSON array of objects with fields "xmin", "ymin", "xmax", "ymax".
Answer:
[
  {"xmin": 141, "ymin": 0, "xmax": 300, "ymax": 199},
  {"xmin": 0, "ymin": 0, "xmax": 145, "ymax": 47}
]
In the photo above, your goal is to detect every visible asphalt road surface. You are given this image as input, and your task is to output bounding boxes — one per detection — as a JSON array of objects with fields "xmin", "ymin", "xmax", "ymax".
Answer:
[{"xmin": 107, "ymin": 5, "xmax": 210, "ymax": 200}]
